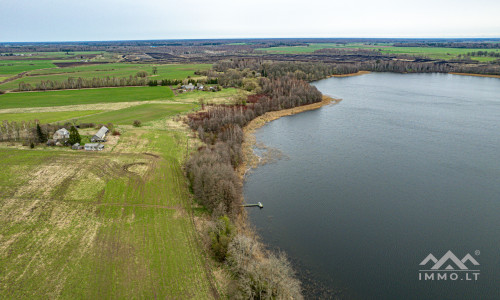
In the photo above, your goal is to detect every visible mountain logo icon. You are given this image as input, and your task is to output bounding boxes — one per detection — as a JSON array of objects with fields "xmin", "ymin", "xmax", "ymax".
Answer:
[{"xmin": 420, "ymin": 250, "xmax": 479, "ymax": 270}]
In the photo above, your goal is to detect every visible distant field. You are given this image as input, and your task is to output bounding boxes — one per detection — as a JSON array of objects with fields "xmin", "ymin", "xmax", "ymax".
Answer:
[
  {"xmin": 375, "ymin": 46, "xmax": 500, "ymax": 60},
  {"xmin": 0, "ymin": 60, "xmax": 57, "ymax": 76},
  {"xmin": 255, "ymin": 43, "xmax": 343, "ymax": 54},
  {"xmin": 0, "ymin": 51, "xmax": 106, "ymax": 60},
  {"xmin": 0, "ymin": 86, "xmax": 174, "ymax": 109},
  {"xmin": 78, "ymin": 103, "xmax": 196, "ymax": 125},
  {"xmin": 0, "ymin": 63, "xmax": 212, "ymax": 90},
  {"xmin": 256, "ymin": 43, "xmax": 500, "ymax": 61},
  {"xmin": 0, "ymin": 110, "xmax": 103, "ymax": 123}
]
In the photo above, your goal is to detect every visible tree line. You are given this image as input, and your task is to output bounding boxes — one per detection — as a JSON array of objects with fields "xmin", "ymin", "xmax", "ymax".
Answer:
[
  {"xmin": 465, "ymin": 51, "xmax": 500, "ymax": 58},
  {"xmin": 17, "ymin": 76, "xmax": 149, "ymax": 91},
  {"xmin": 185, "ymin": 71, "xmax": 322, "ymax": 299}
]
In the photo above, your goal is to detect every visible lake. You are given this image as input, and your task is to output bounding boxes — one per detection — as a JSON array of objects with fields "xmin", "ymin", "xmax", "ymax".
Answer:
[{"xmin": 244, "ymin": 73, "xmax": 500, "ymax": 299}]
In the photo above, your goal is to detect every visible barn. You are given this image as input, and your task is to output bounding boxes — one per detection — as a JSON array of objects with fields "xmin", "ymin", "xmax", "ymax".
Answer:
[{"xmin": 91, "ymin": 126, "xmax": 109, "ymax": 143}]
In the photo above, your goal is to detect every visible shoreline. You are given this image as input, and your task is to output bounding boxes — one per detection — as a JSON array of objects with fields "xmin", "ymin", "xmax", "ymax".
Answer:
[
  {"xmin": 328, "ymin": 70, "xmax": 370, "ymax": 78},
  {"xmin": 238, "ymin": 95, "xmax": 340, "ymax": 179},
  {"xmin": 449, "ymin": 72, "xmax": 500, "ymax": 79}
]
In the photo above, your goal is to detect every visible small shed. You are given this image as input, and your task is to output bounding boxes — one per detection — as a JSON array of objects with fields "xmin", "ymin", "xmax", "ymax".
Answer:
[
  {"xmin": 91, "ymin": 126, "xmax": 109, "ymax": 143},
  {"xmin": 72, "ymin": 143, "xmax": 83, "ymax": 150},
  {"xmin": 53, "ymin": 128, "xmax": 70, "ymax": 140},
  {"xmin": 84, "ymin": 143, "xmax": 104, "ymax": 151}
]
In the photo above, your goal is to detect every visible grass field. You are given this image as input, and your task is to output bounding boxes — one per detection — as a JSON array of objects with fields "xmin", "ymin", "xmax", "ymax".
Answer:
[
  {"xmin": 0, "ymin": 63, "xmax": 212, "ymax": 91},
  {"xmin": 256, "ymin": 43, "xmax": 500, "ymax": 61},
  {"xmin": 0, "ymin": 51, "xmax": 106, "ymax": 59},
  {"xmin": 0, "ymin": 109, "xmax": 216, "ymax": 298},
  {"xmin": 78, "ymin": 103, "xmax": 196, "ymax": 125},
  {"xmin": 0, "ymin": 86, "xmax": 175, "ymax": 109},
  {"xmin": 0, "ymin": 110, "xmax": 103, "ymax": 123},
  {"xmin": 0, "ymin": 60, "xmax": 57, "ymax": 76},
  {"xmin": 255, "ymin": 43, "xmax": 343, "ymax": 54},
  {"xmin": 174, "ymin": 87, "xmax": 242, "ymax": 103}
]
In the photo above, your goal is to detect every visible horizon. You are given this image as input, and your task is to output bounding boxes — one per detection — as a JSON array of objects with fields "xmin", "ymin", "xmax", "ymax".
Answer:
[{"xmin": 2, "ymin": 36, "xmax": 500, "ymax": 44}]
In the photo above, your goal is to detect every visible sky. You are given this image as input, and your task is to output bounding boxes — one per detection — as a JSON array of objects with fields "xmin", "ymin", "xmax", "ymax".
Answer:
[{"xmin": 1, "ymin": 0, "xmax": 499, "ymax": 42}]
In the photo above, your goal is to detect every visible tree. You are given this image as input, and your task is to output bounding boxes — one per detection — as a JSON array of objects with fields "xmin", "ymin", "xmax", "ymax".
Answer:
[
  {"xmin": 136, "ymin": 71, "xmax": 148, "ymax": 78},
  {"xmin": 68, "ymin": 126, "xmax": 81, "ymax": 145},
  {"xmin": 152, "ymin": 66, "xmax": 158, "ymax": 75},
  {"xmin": 36, "ymin": 124, "xmax": 47, "ymax": 143}
]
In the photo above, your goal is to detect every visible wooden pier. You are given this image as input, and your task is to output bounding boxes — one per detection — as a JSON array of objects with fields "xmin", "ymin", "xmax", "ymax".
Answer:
[{"xmin": 242, "ymin": 202, "xmax": 263, "ymax": 209}]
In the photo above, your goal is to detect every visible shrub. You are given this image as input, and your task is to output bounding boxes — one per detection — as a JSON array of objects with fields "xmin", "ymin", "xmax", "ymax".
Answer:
[
  {"xmin": 136, "ymin": 71, "xmax": 148, "ymax": 78},
  {"xmin": 79, "ymin": 123, "xmax": 95, "ymax": 129},
  {"xmin": 68, "ymin": 126, "xmax": 81, "ymax": 145},
  {"xmin": 133, "ymin": 120, "xmax": 142, "ymax": 127},
  {"xmin": 36, "ymin": 124, "xmax": 47, "ymax": 143},
  {"xmin": 112, "ymin": 130, "xmax": 121, "ymax": 136},
  {"xmin": 209, "ymin": 216, "xmax": 234, "ymax": 262},
  {"xmin": 227, "ymin": 234, "xmax": 303, "ymax": 300}
]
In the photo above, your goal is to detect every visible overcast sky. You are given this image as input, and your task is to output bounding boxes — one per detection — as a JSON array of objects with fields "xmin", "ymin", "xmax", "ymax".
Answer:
[{"xmin": 1, "ymin": 0, "xmax": 499, "ymax": 42}]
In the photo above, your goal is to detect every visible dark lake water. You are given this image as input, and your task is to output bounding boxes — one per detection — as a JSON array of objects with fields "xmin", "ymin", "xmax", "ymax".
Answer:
[{"xmin": 244, "ymin": 73, "xmax": 500, "ymax": 299}]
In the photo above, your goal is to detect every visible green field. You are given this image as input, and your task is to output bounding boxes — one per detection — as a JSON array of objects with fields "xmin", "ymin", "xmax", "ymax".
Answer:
[
  {"xmin": 375, "ymin": 46, "xmax": 500, "ymax": 60},
  {"xmin": 0, "ymin": 63, "xmax": 212, "ymax": 91},
  {"xmin": 78, "ymin": 103, "xmax": 196, "ymax": 125},
  {"xmin": 256, "ymin": 43, "xmax": 500, "ymax": 61},
  {"xmin": 0, "ymin": 60, "xmax": 57, "ymax": 76},
  {"xmin": 0, "ymin": 86, "xmax": 174, "ymax": 109},
  {"xmin": 0, "ymin": 51, "xmax": 106, "ymax": 59},
  {"xmin": 0, "ymin": 110, "xmax": 103, "ymax": 123},
  {"xmin": 0, "ymin": 117, "xmax": 216, "ymax": 299},
  {"xmin": 255, "ymin": 43, "xmax": 343, "ymax": 54}
]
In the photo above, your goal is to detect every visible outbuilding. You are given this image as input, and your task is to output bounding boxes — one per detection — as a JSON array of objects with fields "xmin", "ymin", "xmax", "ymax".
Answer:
[
  {"xmin": 91, "ymin": 126, "xmax": 109, "ymax": 143},
  {"xmin": 72, "ymin": 143, "xmax": 83, "ymax": 150},
  {"xmin": 84, "ymin": 143, "xmax": 104, "ymax": 151}
]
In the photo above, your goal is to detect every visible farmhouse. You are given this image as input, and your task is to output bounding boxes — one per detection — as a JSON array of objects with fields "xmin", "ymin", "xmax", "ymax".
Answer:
[
  {"xmin": 53, "ymin": 128, "xmax": 69, "ymax": 140},
  {"xmin": 181, "ymin": 83, "xmax": 195, "ymax": 91},
  {"xmin": 84, "ymin": 143, "xmax": 104, "ymax": 151},
  {"xmin": 91, "ymin": 126, "xmax": 109, "ymax": 143}
]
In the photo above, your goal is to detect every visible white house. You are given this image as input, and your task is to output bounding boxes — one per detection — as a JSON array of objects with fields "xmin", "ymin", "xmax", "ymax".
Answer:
[
  {"xmin": 53, "ymin": 128, "xmax": 70, "ymax": 140},
  {"xmin": 181, "ymin": 83, "xmax": 195, "ymax": 91}
]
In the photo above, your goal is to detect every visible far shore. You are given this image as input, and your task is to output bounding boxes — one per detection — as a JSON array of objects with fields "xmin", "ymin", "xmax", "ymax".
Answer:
[
  {"xmin": 328, "ymin": 71, "xmax": 371, "ymax": 78},
  {"xmin": 449, "ymin": 72, "xmax": 500, "ymax": 79},
  {"xmin": 238, "ymin": 95, "xmax": 340, "ymax": 178}
]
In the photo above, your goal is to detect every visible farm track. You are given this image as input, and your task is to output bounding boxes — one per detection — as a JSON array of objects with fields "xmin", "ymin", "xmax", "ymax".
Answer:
[{"xmin": 0, "ymin": 71, "xmax": 28, "ymax": 85}]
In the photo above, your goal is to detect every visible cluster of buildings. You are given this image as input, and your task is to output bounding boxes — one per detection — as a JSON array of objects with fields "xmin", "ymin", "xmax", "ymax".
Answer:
[
  {"xmin": 49, "ymin": 126, "xmax": 109, "ymax": 151},
  {"xmin": 180, "ymin": 83, "xmax": 218, "ymax": 92}
]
